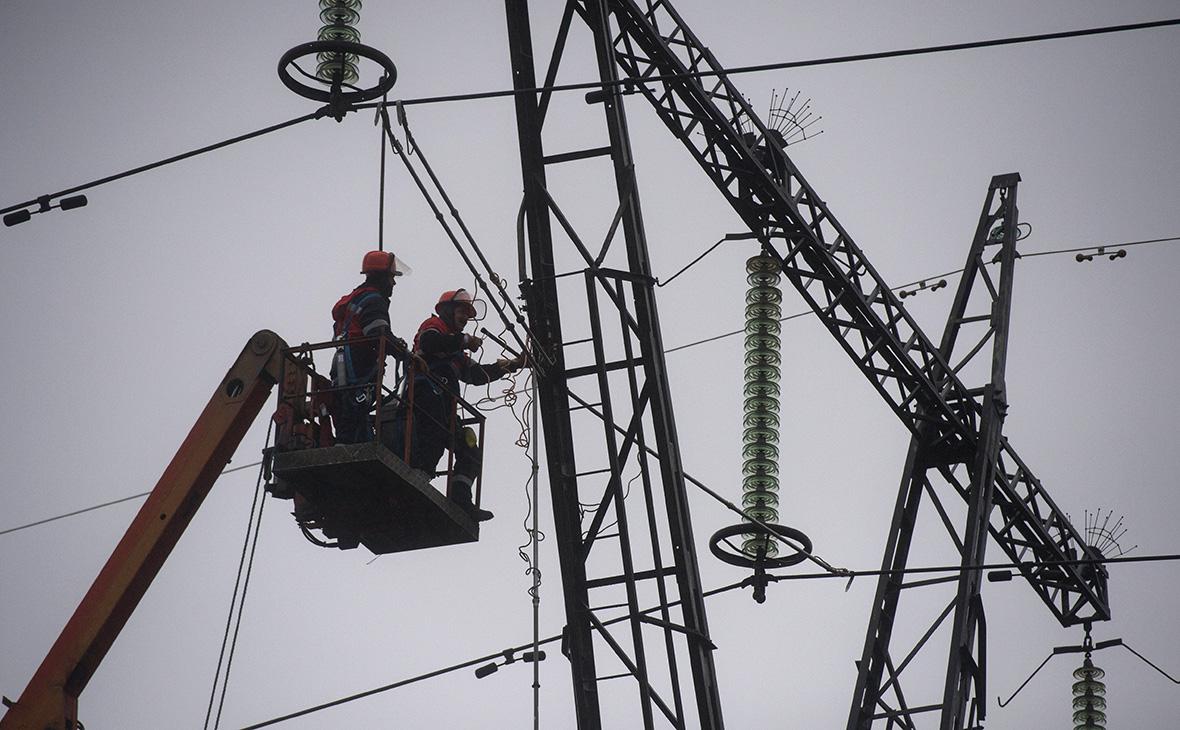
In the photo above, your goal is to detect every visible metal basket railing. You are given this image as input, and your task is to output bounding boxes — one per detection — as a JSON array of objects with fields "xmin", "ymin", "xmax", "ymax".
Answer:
[{"xmin": 272, "ymin": 334, "xmax": 487, "ymax": 503}]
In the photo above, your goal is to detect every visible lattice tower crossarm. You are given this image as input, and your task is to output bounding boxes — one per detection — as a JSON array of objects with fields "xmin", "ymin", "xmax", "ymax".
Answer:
[
  {"xmin": 596, "ymin": 0, "xmax": 1108, "ymax": 627},
  {"xmin": 846, "ymin": 175, "xmax": 1027, "ymax": 729}
]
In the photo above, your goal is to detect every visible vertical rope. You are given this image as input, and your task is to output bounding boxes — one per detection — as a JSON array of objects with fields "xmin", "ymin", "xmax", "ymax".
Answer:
[
  {"xmin": 202, "ymin": 422, "xmax": 273, "ymax": 730},
  {"xmin": 529, "ymin": 377, "xmax": 541, "ymax": 729},
  {"xmin": 376, "ymin": 84, "xmax": 389, "ymax": 251}
]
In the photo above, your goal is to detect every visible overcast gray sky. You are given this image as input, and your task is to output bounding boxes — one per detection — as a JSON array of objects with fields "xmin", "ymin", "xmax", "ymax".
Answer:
[{"xmin": 2, "ymin": 2, "xmax": 1178, "ymax": 728}]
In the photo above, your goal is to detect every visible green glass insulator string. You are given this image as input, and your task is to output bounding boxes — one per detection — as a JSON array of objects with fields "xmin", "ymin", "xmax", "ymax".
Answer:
[
  {"xmin": 316, "ymin": 0, "xmax": 363, "ymax": 85},
  {"xmin": 742, "ymin": 254, "xmax": 783, "ymax": 559},
  {"xmin": 1072, "ymin": 656, "xmax": 1107, "ymax": 730}
]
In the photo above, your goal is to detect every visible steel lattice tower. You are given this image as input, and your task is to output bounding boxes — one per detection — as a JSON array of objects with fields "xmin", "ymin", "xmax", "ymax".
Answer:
[{"xmin": 504, "ymin": 2, "xmax": 1109, "ymax": 728}]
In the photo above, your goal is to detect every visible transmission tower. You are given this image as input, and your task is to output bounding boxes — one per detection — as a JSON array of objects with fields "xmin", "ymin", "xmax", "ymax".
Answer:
[
  {"xmin": 504, "ymin": 1, "xmax": 1109, "ymax": 728},
  {"xmin": 506, "ymin": 1, "xmax": 724, "ymax": 727}
]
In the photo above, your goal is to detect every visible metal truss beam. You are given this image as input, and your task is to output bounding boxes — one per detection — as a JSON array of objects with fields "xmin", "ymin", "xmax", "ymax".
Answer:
[
  {"xmin": 848, "ymin": 176, "xmax": 1048, "ymax": 729},
  {"xmin": 505, "ymin": 1, "xmax": 724, "ymax": 727},
  {"xmin": 597, "ymin": 0, "xmax": 1108, "ymax": 628}
]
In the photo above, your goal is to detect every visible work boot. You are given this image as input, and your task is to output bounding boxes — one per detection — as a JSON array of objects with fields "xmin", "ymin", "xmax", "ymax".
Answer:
[{"xmin": 452, "ymin": 481, "xmax": 493, "ymax": 522}]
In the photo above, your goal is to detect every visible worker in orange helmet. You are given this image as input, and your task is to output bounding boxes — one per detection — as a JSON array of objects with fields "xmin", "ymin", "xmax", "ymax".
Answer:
[
  {"xmin": 391, "ymin": 288, "xmax": 527, "ymax": 521},
  {"xmin": 330, "ymin": 250, "xmax": 412, "ymax": 444}
]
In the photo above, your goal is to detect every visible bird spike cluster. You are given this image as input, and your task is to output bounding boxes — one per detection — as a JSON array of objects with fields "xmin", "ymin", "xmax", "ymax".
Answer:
[
  {"xmin": 316, "ymin": 0, "xmax": 363, "ymax": 84},
  {"xmin": 741, "ymin": 253, "xmax": 783, "ymax": 558},
  {"xmin": 1083, "ymin": 507, "xmax": 1137, "ymax": 558},
  {"xmin": 765, "ymin": 88, "xmax": 823, "ymax": 146},
  {"xmin": 1072, "ymin": 655, "xmax": 1107, "ymax": 729}
]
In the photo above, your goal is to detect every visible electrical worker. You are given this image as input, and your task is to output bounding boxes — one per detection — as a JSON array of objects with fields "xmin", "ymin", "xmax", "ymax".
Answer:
[
  {"xmin": 396, "ymin": 288, "xmax": 527, "ymax": 521},
  {"xmin": 330, "ymin": 250, "xmax": 411, "ymax": 444}
]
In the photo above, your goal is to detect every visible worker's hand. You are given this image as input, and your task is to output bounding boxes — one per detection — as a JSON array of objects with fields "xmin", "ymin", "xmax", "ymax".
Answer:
[
  {"xmin": 498, "ymin": 353, "xmax": 529, "ymax": 372},
  {"xmin": 464, "ymin": 334, "xmax": 483, "ymax": 352},
  {"xmin": 412, "ymin": 353, "xmax": 429, "ymax": 371}
]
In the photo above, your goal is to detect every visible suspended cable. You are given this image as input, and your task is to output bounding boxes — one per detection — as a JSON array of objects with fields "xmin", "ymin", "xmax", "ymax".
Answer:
[
  {"xmin": 1, "ymin": 114, "xmax": 319, "ymax": 218},
  {"xmin": 205, "ymin": 426, "xmax": 273, "ymax": 730},
  {"xmin": 655, "ymin": 235, "xmax": 729, "ymax": 288},
  {"xmin": 378, "ymin": 105, "xmax": 539, "ymax": 361},
  {"xmin": 8, "ymin": 234, "xmax": 1175, "ymax": 537},
  {"xmin": 1018, "ymin": 234, "xmax": 1179, "ymax": 259},
  {"xmin": 235, "ymin": 549, "xmax": 1180, "ymax": 728},
  {"xmin": 236, "ymin": 577, "xmax": 748, "ymax": 729},
  {"xmin": 662, "ymin": 234, "xmax": 1180, "ymax": 355},
  {"xmin": 364, "ymin": 18, "xmax": 1180, "ymax": 110},
  {"xmin": 0, "ymin": 460, "xmax": 264, "ymax": 537},
  {"xmin": 7, "ymin": 20, "xmax": 1176, "ymax": 221},
  {"xmin": 759, "ymin": 551, "xmax": 1180, "ymax": 588}
]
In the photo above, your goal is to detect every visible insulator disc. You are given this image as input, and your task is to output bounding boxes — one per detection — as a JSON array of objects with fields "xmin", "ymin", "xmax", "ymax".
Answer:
[
  {"xmin": 743, "ymin": 506, "xmax": 778, "ymax": 522},
  {"xmin": 744, "ymin": 349, "xmax": 782, "ymax": 368},
  {"xmin": 745, "ymin": 286, "xmax": 783, "ymax": 304},
  {"xmin": 742, "ymin": 425, "xmax": 780, "ymax": 445},
  {"xmin": 1074, "ymin": 664, "xmax": 1106, "ymax": 681},
  {"xmin": 744, "ymin": 364, "xmax": 781, "ymax": 384},
  {"xmin": 743, "ymin": 411, "xmax": 781, "ymax": 431},
  {"xmin": 316, "ymin": 0, "xmax": 364, "ymax": 84},
  {"xmin": 317, "ymin": 25, "xmax": 361, "ymax": 43},
  {"xmin": 741, "ymin": 490, "xmax": 778, "ymax": 509},
  {"xmin": 1072, "ymin": 708, "xmax": 1106, "ymax": 725},
  {"xmin": 744, "ymin": 317, "xmax": 781, "ymax": 337},
  {"xmin": 1073, "ymin": 680, "xmax": 1107, "ymax": 697},
  {"xmin": 742, "ymin": 440, "xmax": 779, "ymax": 459},
  {"xmin": 741, "ymin": 332, "xmax": 778, "ymax": 353},
  {"xmin": 744, "ymin": 380, "xmax": 780, "ymax": 399},
  {"xmin": 1073, "ymin": 696, "xmax": 1107, "ymax": 711},
  {"xmin": 741, "ymin": 459, "xmax": 779, "ymax": 477},
  {"xmin": 742, "ymin": 475, "xmax": 779, "ymax": 491}
]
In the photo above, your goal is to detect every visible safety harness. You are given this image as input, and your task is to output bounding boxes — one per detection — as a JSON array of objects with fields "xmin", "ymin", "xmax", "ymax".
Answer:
[{"xmin": 331, "ymin": 285, "xmax": 386, "ymax": 388}]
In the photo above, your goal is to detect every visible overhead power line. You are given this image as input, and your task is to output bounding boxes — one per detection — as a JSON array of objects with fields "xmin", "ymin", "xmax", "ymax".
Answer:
[
  {"xmin": 376, "ymin": 17, "xmax": 1180, "ymax": 109},
  {"xmin": 237, "ymin": 550, "xmax": 1180, "ymax": 728},
  {"xmin": 1, "ymin": 114, "xmax": 318, "ymax": 218},
  {"xmin": 4, "ymin": 18, "xmax": 1176, "ymax": 218},
  {"xmin": 6, "ymin": 235, "xmax": 1175, "ymax": 537},
  {"xmin": 663, "ymin": 235, "xmax": 1180, "ymax": 355},
  {"xmin": 0, "ymin": 461, "xmax": 263, "ymax": 537}
]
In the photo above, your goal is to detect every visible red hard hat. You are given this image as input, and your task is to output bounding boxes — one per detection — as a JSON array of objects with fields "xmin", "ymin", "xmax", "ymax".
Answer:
[
  {"xmin": 360, "ymin": 250, "xmax": 410, "ymax": 276},
  {"xmin": 435, "ymin": 288, "xmax": 478, "ymax": 317}
]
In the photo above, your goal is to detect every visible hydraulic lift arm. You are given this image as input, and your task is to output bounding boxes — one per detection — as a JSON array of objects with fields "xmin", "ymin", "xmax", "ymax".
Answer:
[{"xmin": 1, "ymin": 330, "xmax": 286, "ymax": 730}]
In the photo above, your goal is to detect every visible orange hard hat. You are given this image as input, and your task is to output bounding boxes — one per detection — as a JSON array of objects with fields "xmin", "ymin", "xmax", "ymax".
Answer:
[
  {"xmin": 435, "ymin": 288, "xmax": 480, "ymax": 317},
  {"xmin": 360, "ymin": 250, "xmax": 411, "ymax": 276}
]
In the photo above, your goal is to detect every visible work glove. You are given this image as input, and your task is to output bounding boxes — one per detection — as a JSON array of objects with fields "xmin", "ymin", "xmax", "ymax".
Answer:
[
  {"xmin": 497, "ymin": 352, "xmax": 529, "ymax": 372},
  {"xmin": 463, "ymin": 334, "xmax": 483, "ymax": 351}
]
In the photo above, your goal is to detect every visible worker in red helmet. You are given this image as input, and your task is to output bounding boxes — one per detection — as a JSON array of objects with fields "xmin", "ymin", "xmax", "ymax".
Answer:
[
  {"xmin": 330, "ymin": 250, "xmax": 412, "ymax": 444},
  {"xmin": 392, "ymin": 288, "xmax": 527, "ymax": 521}
]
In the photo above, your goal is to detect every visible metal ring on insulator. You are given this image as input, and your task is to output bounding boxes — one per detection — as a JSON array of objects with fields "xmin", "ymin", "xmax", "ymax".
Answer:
[
  {"xmin": 708, "ymin": 522, "xmax": 813, "ymax": 569},
  {"xmin": 278, "ymin": 40, "xmax": 397, "ymax": 106}
]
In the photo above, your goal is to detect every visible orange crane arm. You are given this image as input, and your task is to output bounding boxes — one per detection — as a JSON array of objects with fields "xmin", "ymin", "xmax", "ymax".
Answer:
[{"xmin": 1, "ymin": 330, "xmax": 287, "ymax": 730}]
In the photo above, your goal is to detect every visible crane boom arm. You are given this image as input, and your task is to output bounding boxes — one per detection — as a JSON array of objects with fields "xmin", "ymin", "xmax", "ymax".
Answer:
[{"xmin": 1, "ymin": 330, "xmax": 286, "ymax": 730}]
